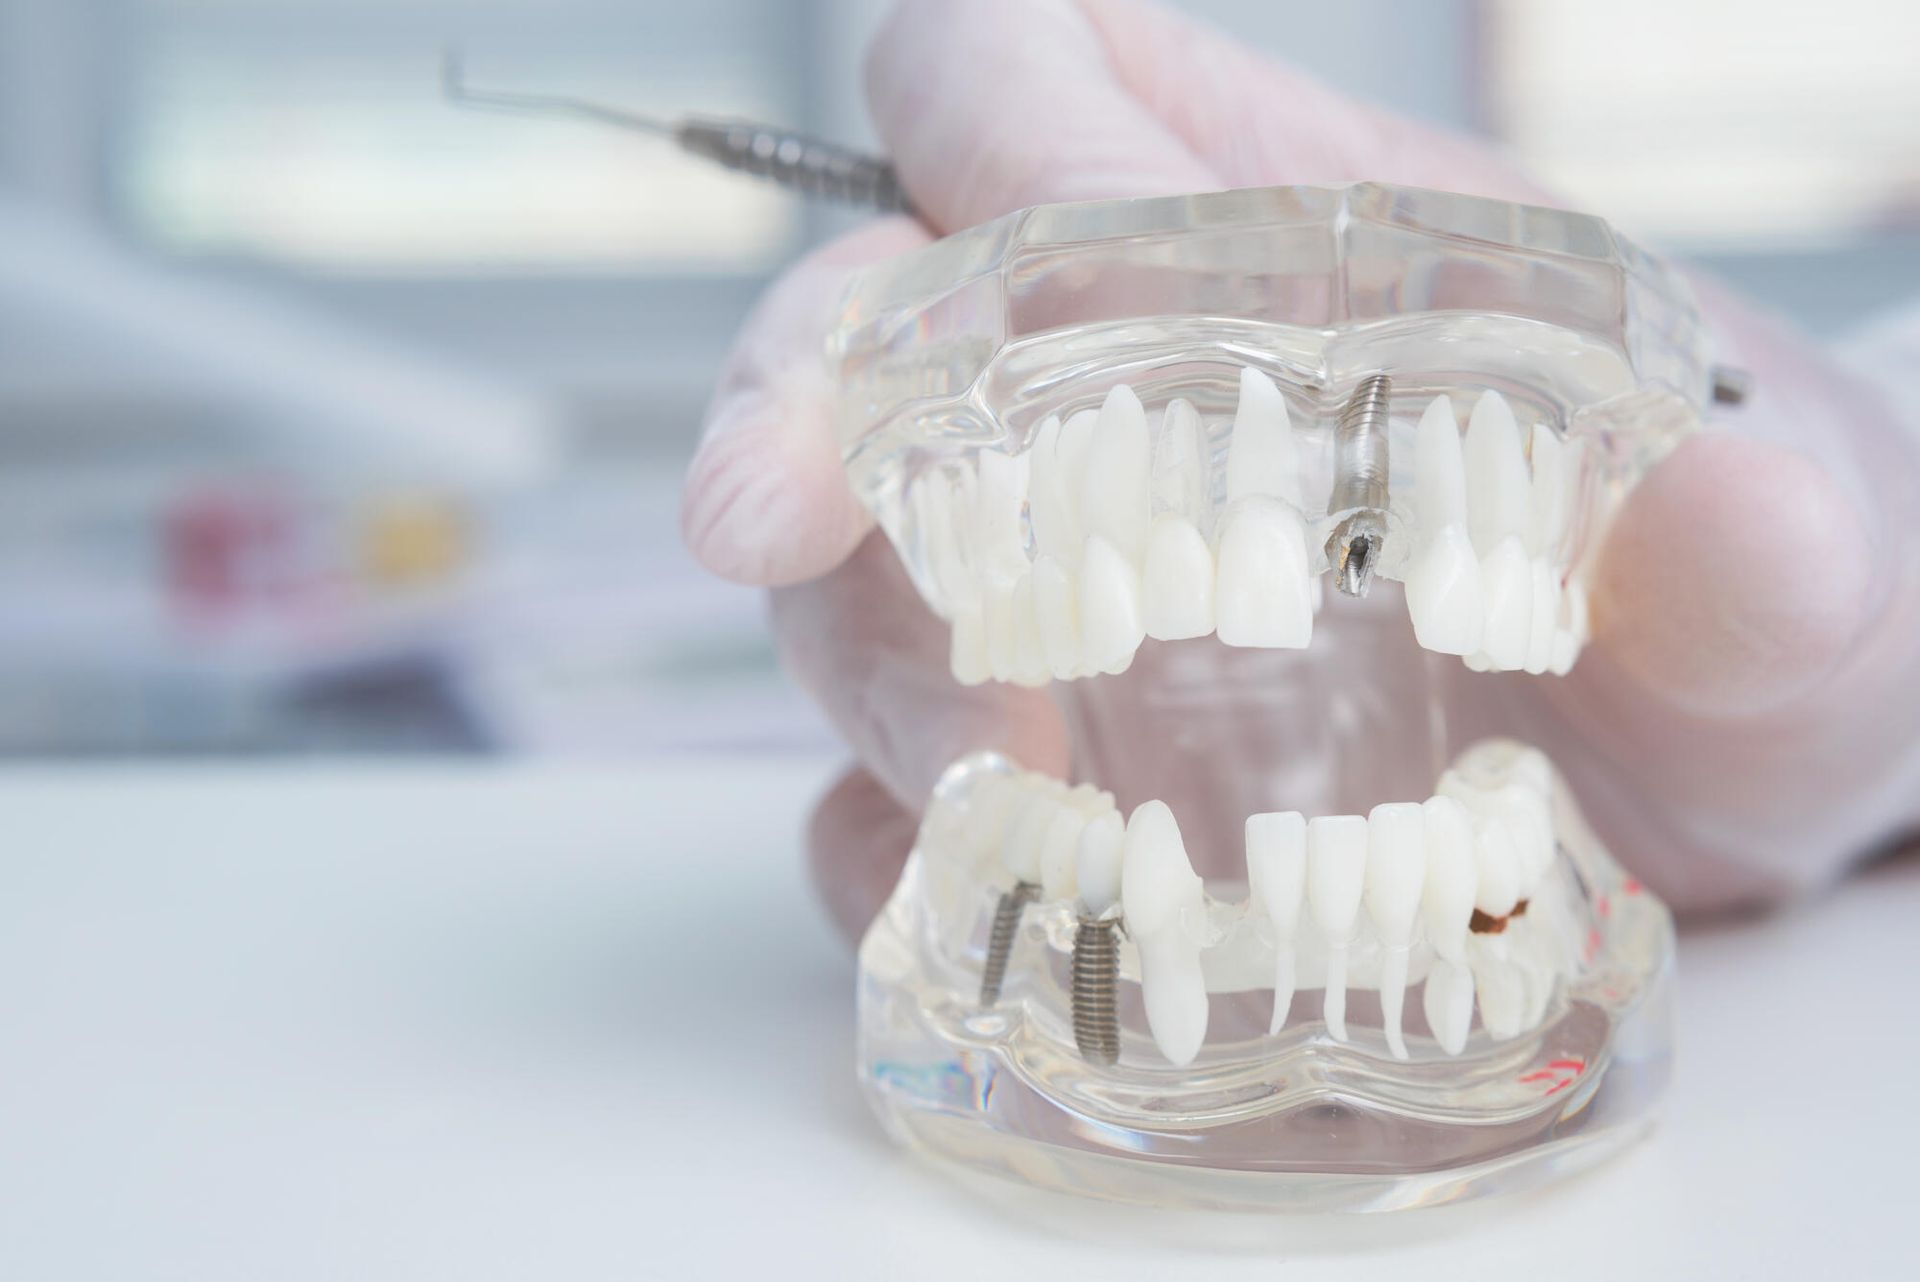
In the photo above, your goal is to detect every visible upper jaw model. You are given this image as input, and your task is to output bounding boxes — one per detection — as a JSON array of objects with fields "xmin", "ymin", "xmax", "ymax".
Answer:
[{"xmin": 832, "ymin": 183, "xmax": 1699, "ymax": 1212}]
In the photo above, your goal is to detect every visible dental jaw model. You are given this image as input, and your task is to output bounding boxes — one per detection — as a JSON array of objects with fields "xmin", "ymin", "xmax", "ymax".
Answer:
[{"xmin": 836, "ymin": 185, "xmax": 1693, "ymax": 1212}]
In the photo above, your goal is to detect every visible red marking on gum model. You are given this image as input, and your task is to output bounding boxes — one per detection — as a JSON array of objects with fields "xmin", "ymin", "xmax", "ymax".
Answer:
[{"xmin": 1621, "ymin": 878, "xmax": 1644, "ymax": 896}]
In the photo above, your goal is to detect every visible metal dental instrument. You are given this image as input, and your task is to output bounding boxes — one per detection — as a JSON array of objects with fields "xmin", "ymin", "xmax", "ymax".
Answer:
[
  {"xmin": 1326, "ymin": 373, "xmax": 1394, "ymax": 599},
  {"xmin": 1070, "ymin": 915, "xmax": 1122, "ymax": 1065},
  {"xmin": 439, "ymin": 47, "xmax": 915, "ymax": 216},
  {"xmin": 978, "ymin": 880, "xmax": 1036, "ymax": 1007}
]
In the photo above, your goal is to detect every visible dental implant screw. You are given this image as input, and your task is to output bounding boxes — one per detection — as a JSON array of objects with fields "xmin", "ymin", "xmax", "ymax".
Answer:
[
  {"xmin": 1325, "ymin": 373, "xmax": 1394, "ymax": 598},
  {"xmin": 1070, "ymin": 915, "xmax": 1122, "ymax": 1066},
  {"xmin": 979, "ymin": 881, "xmax": 1037, "ymax": 1007}
]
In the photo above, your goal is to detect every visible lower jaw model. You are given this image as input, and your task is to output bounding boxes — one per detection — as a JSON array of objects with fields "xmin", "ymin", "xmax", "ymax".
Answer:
[{"xmin": 833, "ymin": 184, "xmax": 1697, "ymax": 1211}]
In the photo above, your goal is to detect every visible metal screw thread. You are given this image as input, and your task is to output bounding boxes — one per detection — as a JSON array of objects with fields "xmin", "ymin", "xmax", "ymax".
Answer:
[
  {"xmin": 1070, "ymin": 917, "xmax": 1122, "ymax": 1065},
  {"xmin": 978, "ymin": 881, "xmax": 1037, "ymax": 1007},
  {"xmin": 1326, "ymin": 373, "xmax": 1394, "ymax": 597}
]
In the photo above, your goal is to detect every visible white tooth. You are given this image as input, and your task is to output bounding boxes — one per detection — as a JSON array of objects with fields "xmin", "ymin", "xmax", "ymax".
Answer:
[
  {"xmin": 1307, "ymin": 814, "xmax": 1367, "ymax": 1042},
  {"xmin": 1420, "ymin": 794, "xmax": 1478, "ymax": 965},
  {"xmin": 1527, "ymin": 424, "xmax": 1568, "ymax": 556},
  {"xmin": 1080, "ymin": 384, "xmax": 1152, "ymax": 565},
  {"xmin": 1213, "ymin": 497, "xmax": 1314, "ymax": 649},
  {"xmin": 1002, "ymin": 793, "xmax": 1055, "ymax": 885},
  {"xmin": 912, "ymin": 473, "xmax": 976, "ymax": 609},
  {"xmin": 1524, "ymin": 560, "xmax": 1556, "ymax": 674},
  {"xmin": 1153, "ymin": 398, "xmax": 1210, "ymax": 526},
  {"xmin": 1030, "ymin": 554, "xmax": 1082, "ymax": 680},
  {"xmin": 1039, "ymin": 805, "xmax": 1089, "ymax": 900},
  {"xmin": 1464, "ymin": 391, "xmax": 1530, "ymax": 557},
  {"xmin": 1549, "ymin": 630, "xmax": 1579, "ymax": 675},
  {"xmin": 1471, "ymin": 941, "xmax": 1525, "ymax": 1040},
  {"xmin": 982, "ymin": 581, "xmax": 1019, "ymax": 681},
  {"xmin": 1404, "ymin": 524, "xmax": 1484, "ymax": 655},
  {"xmin": 1500, "ymin": 786, "xmax": 1557, "ymax": 890},
  {"xmin": 1415, "ymin": 394, "xmax": 1468, "ymax": 530},
  {"xmin": 1142, "ymin": 514, "xmax": 1216, "ymax": 641},
  {"xmin": 1076, "ymin": 810, "xmax": 1125, "ymax": 915},
  {"xmin": 1121, "ymin": 800, "xmax": 1210, "ymax": 1067},
  {"xmin": 1245, "ymin": 811, "xmax": 1307, "ymax": 1034},
  {"xmin": 1078, "ymin": 535, "xmax": 1145, "ymax": 675},
  {"xmin": 1227, "ymin": 367, "xmax": 1301, "ymax": 506},
  {"xmin": 1366, "ymin": 802, "xmax": 1428, "ymax": 1060},
  {"xmin": 1007, "ymin": 573, "xmax": 1049, "ymax": 687},
  {"xmin": 1463, "ymin": 650, "xmax": 1494, "ymax": 673},
  {"xmin": 1027, "ymin": 415, "xmax": 1082, "ymax": 565},
  {"xmin": 1423, "ymin": 958, "xmax": 1475, "ymax": 1055},
  {"xmin": 1565, "ymin": 575, "xmax": 1590, "ymax": 642},
  {"xmin": 1472, "ymin": 818, "xmax": 1522, "ymax": 917},
  {"xmin": 975, "ymin": 449, "xmax": 1032, "ymax": 583},
  {"xmin": 1478, "ymin": 537, "xmax": 1532, "ymax": 670},
  {"xmin": 949, "ymin": 602, "xmax": 989, "ymax": 686}
]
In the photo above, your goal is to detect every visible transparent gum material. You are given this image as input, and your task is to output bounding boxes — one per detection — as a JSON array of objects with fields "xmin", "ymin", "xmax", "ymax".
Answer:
[{"xmin": 831, "ymin": 184, "xmax": 1696, "ymax": 1211}]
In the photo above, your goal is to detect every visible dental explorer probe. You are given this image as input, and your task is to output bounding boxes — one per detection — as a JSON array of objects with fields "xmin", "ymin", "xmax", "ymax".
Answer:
[{"xmin": 439, "ymin": 47, "xmax": 915, "ymax": 217}]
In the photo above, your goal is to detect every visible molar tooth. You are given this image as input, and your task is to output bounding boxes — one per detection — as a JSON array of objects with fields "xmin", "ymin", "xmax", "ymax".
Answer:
[
  {"xmin": 1306, "ymin": 814, "xmax": 1368, "ymax": 1042},
  {"xmin": 1080, "ymin": 384, "xmax": 1151, "ymax": 565},
  {"xmin": 1213, "ymin": 497, "xmax": 1314, "ymax": 649},
  {"xmin": 1075, "ymin": 810, "xmax": 1125, "ymax": 915},
  {"xmin": 1471, "ymin": 817, "xmax": 1522, "ymax": 917},
  {"xmin": 1078, "ymin": 535, "xmax": 1145, "ymax": 675},
  {"xmin": 1420, "ymin": 794, "xmax": 1479, "ymax": 965},
  {"xmin": 1245, "ymin": 811, "xmax": 1307, "ymax": 1034},
  {"xmin": 1227, "ymin": 367, "xmax": 1301, "ymax": 506},
  {"xmin": 1423, "ymin": 958, "xmax": 1475, "ymax": 1055},
  {"xmin": 1365, "ymin": 802, "xmax": 1428, "ymax": 1060},
  {"xmin": 1464, "ymin": 391, "xmax": 1529, "ymax": 557},
  {"xmin": 1039, "ymin": 805, "xmax": 1089, "ymax": 900},
  {"xmin": 948, "ymin": 602, "xmax": 989, "ymax": 686},
  {"xmin": 1001, "ymin": 792, "xmax": 1056, "ymax": 885},
  {"xmin": 1142, "ymin": 514, "xmax": 1216, "ymax": 641},
  {"xmin": 1027, "ymin": 415, "xmax": 1082, "ymax": 565},
  {"xmin": 1030, "ymin": 554, "xmax": 1082, "ymax": 680},
  {"xmin": 1405, "ymin": 525, "xmax": 1485, "ymax": 656},
  {"xmin": 1121, "ymin": 800, "xmax": 1210, "ymax": 1067},
  {"xmin": 1478, "ymin": 537, "xmax": 1533, "ymax": 670},
  {"xmin": 1153, "ymin": 398, "xmax": 1210, "ymax": 526}
]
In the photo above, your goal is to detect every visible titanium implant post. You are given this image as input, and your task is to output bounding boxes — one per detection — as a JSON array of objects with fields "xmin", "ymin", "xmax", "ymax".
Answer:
[
  {"xmin": 1326, "ymin": 373, "xmax": 1394, "ymax": 598},
  {"xmin": 979, "ymin": 881, "xmax": 1037, "ymax": 1007},
  {"xmin": 1070, "ymin": 916, "xmax": 1122, "ymax": 1065}
]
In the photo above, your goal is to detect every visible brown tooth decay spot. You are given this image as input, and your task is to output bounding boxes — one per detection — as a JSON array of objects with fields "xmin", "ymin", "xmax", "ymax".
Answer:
[{"xmin": 1469, "ymin": 899, "xmax": 1530, "ymax": 934}]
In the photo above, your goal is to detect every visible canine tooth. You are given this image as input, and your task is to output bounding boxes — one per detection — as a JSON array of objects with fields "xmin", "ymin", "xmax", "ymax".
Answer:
[
  {"xmin": 1478, "ymin": 537, "xmax": 1532, "ymax": 670},
  {"xmin": 1076, "ymin": 810, "xmax": 1125, "ymax": 915},
  {"xmin": 1245, "ymin": 811, "xmax": 1307, "ymax": 1034},
  {"xmin": 1472, "ymin": 818, "xmax": 1522, "ymax": 917},
  {"xmin": 1142, "ymin": 514, "xmax": 1216, "ymax": 641},
  {"xmin": 1030, "ymin": 554, "xmax": 1081, "ymax": 679},
  {"xmin": 1471, "ymin": 942, "xmax": 1525, "ymax": 1040},
  {"xmin": 1420, "ymin": 794, "xmax": 1478, "ymax": 965},
  {"xmin": 1039, "ymin": 805, "xmax": 1089, "ymax": 900},
  {"xmin": 1524, "ymin": 560, "xmax": 1557, "ymax": 674},
  {"xmin": 1080, "ymin": 384, "xmax": 1152, "ymax": 565},
  {"xmin": 1464, "ymin": 391, "xmax": 1529, "ymax": 557},
  {"xmin": 1008, "ymin": 573, "xmax": 1049, "ymax": 687},
  {"xmin": 1404, "ymin": 525, "xmax": 1484, "ymax": 655},
  {"xmin": 1214, "ymin": 497, "xmax": 1314, "ymax": 649},
  {"xmin": 1423, "ymin": 958, "xmax": 1475, "ymax": 1055},
  {"xmin": 1366, "ymin": 802, "xmax": 1428, "ymax": 1059},
  {"xmin": 1028, "ymin": 415, "xmax": 1081, "ymax": 565},
  {"xmin": 1121, "ymin": 800, "xmax": 1210, "ymax": 1066},
  {"xmin": 1227, "ymin": 367, "xmax": 1301, "ymax": 506},
  {"xmin": 1153, "ymin": 398, "xmax": 1210, "ymax": 525},
  {"xmin": 1307, "ymin": 814, "xmax": 1367, "ymax": 1041},
  {"xmin": 975, "ymin": 449, "xmax": 1032, "ymax": 584},
  {"xmin": 949, "ymin": 602, "xmax": 989, "ymax": 686},
  {"xmin": 1078, "ymin": 535, "xmax": 1145, "ymax": 675}
]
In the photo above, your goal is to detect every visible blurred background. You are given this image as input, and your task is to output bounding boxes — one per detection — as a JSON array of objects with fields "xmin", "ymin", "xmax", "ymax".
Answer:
[{"xmin": 1, "ymin": 0, "xmax": 1914, "ymax": 758}]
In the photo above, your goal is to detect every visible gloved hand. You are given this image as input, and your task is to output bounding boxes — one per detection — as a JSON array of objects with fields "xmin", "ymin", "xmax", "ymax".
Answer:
[{"xmin": 682, "ymin": 0, "xmax": 1920, "ymax": 938}]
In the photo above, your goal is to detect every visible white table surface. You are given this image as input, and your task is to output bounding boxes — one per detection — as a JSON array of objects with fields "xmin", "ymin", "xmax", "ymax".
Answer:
[{"xmin": 2, "ymin": 757, "xmax": 1914, "ymax": 1280}]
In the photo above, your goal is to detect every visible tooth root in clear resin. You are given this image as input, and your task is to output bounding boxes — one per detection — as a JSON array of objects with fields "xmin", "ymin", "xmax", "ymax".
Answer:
[
  {"xmin": 1245, "ymin": 810, "xmax": 1307, "ymax": 1034},
  {"xmin": 1227, "ymin": 366, "xmax": 1301, "ymax": 507},
  {"xmin": 1307, "ymin": 814, "xmax": 1367, "ymax": 1042},
  {"xmin": 1423, "ymin": 958, "xmax": 1476, "ymax": 1056},
  {"xmin": 1153, "ymin": 397, "xmax": 1210, "ymax": 526},
  {"xmin": 1365, "ymin": 802, "xmax": 1427, "ymax": 1060},
  {"xmin": 1465, "ymin": 391, "xmax": 1529, "ymax": 558},
  {"xmin": 1080, "ymin": 385, "xmax": 1152, "ymax": 566}
]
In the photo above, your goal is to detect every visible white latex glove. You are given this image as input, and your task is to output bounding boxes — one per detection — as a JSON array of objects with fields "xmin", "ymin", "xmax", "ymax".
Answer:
[{"xmin": 681, "ymin": 0, "xmax": 1920, "ymax": 938}]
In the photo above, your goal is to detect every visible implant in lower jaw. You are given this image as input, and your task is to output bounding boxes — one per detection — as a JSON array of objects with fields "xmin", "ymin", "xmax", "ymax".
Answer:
[
  {"xmin": 978, "ymin": 881, "xmax": 1036, "ymax": 1007},
  {"xmin": 1071, "ymin": 810, "xmax": 1128, "ymax": 1063},
  {"xmin": 1325, "ymin": 373, "xmax": 1394, "ymax": 597}
]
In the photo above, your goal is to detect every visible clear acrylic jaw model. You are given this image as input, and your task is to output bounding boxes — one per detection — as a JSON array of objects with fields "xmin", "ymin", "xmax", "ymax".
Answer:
[{"xmin": 833, "ymin": 184, "xmax": 1692, "ymax": 1212}]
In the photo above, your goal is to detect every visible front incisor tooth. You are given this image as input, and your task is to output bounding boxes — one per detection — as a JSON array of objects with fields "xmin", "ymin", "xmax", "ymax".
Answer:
[
  {"xmin": 1030, "ymin": 554, "xmax": 1081, "ymax": 679},
  {"xmin": 1153, "ymin": 398, "xmax": 1210, "ymax": 525},
  {"xmin": 1420, "ymin": 794, "xmax": 1479, "ymax": 965},
  {"xmin": 1366, "ymin": 802, "xmax": 1428, "ymax": 1059},
  {"xmin": 1142, "ymin": 514, "xmax": 1216, "ymax": 641},
  {"xmin": 1478, "ymin": 537, "xmax": 1533, "ymax": 670},
  {"xmin": 1306, "ymin": 814, "xmax": 1367, "ymax": 1041},
  {"xmin": 1080, "ymin": 385, "xmax": 1152, "ymax": 565},
  {"xmin": 1121, "ymin": 800, "xmax": 1210, "ymax": 1067},
  {"xmin": 1227, "ymin": 367, "xmax": 1301, "ymax": 506},
  {"xmin": 1245, "ymin": 811, "xmax": 1307, "ymax": 1034},
  {"xmin": 1078, "ymin": 535, "xmax": 1145, "ymax": 675},
  {"xmin": 1214, "ymin": 497, "xmax": 1314, "ymax": 649},
  {"xmin": 1464, "ymin": 391, "xmax": 1530, "ymax": 557}
]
